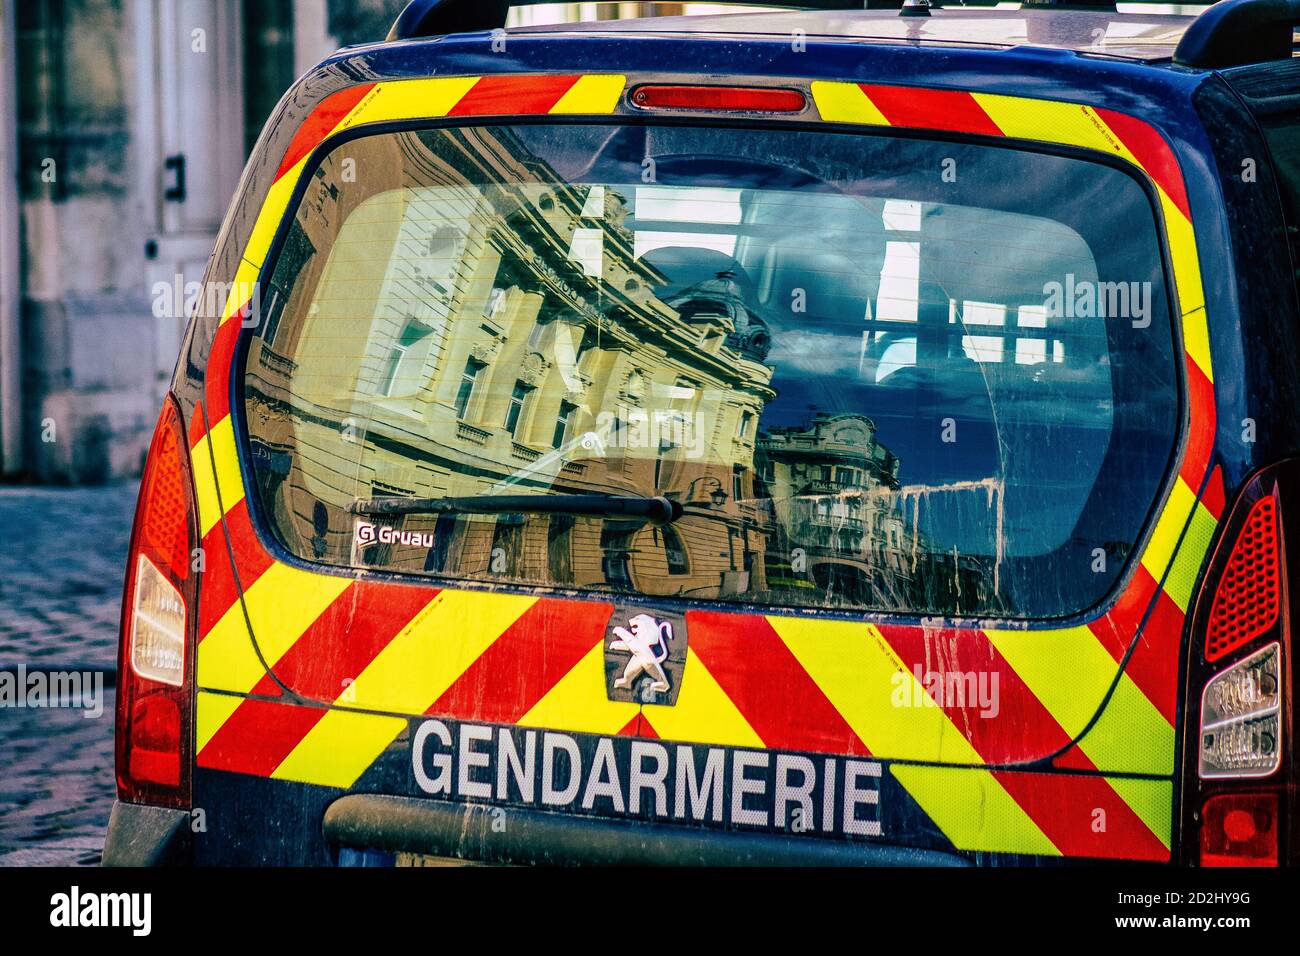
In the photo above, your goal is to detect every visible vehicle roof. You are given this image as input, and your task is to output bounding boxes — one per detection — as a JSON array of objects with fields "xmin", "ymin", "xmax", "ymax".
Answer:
[{"xmin": 505, "ymin": 8, "xmax": 1197, "ymax": 63}]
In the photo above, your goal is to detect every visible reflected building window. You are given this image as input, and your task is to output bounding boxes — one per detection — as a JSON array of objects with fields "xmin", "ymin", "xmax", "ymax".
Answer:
[
  {"xmin": 553, "ymin": 400, "xmax": 577, "ymax": 449},
  {"xmin": 601, "ymin": 521, "xmax": 638, "ymax": 588},
  {"xmin": 547, "ymin": 514, "xmax": 574, "ymax": 584},
  {"xmin": 455, "ymin": 358, "xmax": 486, "ymax": 419},
  {"xmin": 505, "ymin": 381, "xmax": 533, "ymax": 437},
  {"xmin": 662, "ymin": 526, "xmax": 689, "ymax": 575},
  {"xmin": 491, "ymin": 514, "xmax": 525, "ymax": 577},
  {"xmin": 425, "ymin": 514, "xmax": 461, "ymax": 573},
  {"xmin": 378, "ymin": 319, "xmax": 432, "ymax": 397}
]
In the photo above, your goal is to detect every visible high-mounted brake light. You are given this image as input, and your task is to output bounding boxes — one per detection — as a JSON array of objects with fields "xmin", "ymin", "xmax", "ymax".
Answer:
[
  {"xmin": 630, "ymin": 85, "xmax": 807, "ymax": 114},
  {"xmin": 115, "ymin": 395, "xmax": 198, "ymax": 807}
]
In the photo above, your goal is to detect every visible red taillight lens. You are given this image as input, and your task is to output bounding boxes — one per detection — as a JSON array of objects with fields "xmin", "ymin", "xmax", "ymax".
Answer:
[
  {"xmin": 630, "ymin": 85, "xmax": 807, "ymax": 114},
  {"xmin": 1206, "ymin": 496, "xmax": 1281, "ymax": 662},
  {"xmin": 1200, "ymin": 793, "xmax": 1279, "ymax": 866},
  {"xmin": 116, "ymin": 395, "xmax": 198, "ymax": 808}
]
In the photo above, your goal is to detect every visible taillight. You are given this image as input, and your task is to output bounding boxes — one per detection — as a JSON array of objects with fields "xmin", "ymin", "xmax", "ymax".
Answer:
[
  {"xmin": 1199, "ymin": 642, "xmax": 1282, "ymax": 778},
  {"xmin": 630, "ymin": 85, "xmax": 808, "ymax": 114},
  {"xmin": 1205, "ymin": 496, "xmax": 1280, "ymax": 662},
  {"xmin": 1200, "ymin": 793, "xmax": 1280, "ymax": 867},
  {"xmin": 1186, "ymin": 469, "xmax": 1292, "ymax": 866},
  {"xmin": 115, "ymin": 395, "xmax": 198, "ymax": 808}
]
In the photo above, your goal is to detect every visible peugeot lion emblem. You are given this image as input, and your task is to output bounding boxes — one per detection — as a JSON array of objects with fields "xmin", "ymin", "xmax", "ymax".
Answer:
[{"xmin": 604, "ymin": 608, "xmax": 686, "ymax": 705}]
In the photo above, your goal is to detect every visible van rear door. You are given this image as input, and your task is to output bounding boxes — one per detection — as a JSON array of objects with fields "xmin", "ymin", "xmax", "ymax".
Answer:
[{"xmin": 187, "ymin": 74, "xmax": 1216, "ymax": 864}]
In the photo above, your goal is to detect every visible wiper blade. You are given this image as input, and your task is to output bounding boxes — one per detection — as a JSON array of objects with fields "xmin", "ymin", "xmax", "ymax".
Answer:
[{"xmin": 349, "ymin": 493, "xmax": 683, "ymax": 525}]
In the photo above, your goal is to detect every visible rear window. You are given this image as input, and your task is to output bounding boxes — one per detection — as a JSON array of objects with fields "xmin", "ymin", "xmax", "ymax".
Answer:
[{"xmin": 241, "ymin": 120, "xmax": 1180, "ymax": 619}]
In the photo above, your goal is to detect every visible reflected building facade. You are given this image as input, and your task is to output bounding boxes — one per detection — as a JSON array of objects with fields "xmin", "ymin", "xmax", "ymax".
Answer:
[
  {"xmin": 756, "ymin": 412, "xmax": 910, "ymax": 607},
  {"xmin": 243, "ymin": 125, "xmax": 780, "ymax": 600}
]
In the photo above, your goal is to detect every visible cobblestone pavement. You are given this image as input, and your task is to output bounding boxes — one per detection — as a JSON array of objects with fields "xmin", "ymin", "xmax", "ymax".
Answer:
[{"xmin": 0, "ymin": 481, "xmax": 139, "ymax": 866}]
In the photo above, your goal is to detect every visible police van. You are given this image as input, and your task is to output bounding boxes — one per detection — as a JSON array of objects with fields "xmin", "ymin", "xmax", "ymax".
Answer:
[{"xmin": 104, "ymin": 0, "xmax": 1299, "ymax": 866}]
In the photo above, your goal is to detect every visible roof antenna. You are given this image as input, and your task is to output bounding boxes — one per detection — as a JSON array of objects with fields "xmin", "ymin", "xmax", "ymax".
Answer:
[{"xmin": 899, "ymin": 0, "xmax": 933, "ymax": 17}]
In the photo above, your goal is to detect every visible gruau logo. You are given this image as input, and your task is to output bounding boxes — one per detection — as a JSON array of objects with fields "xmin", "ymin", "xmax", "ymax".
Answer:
[
  {"xmin": 604, "ymin": 608, "xmax": 687, "ymax": 706},
  {"xmin": 353, "ymin": 520, "xmax": 434, "ymax": 550}
]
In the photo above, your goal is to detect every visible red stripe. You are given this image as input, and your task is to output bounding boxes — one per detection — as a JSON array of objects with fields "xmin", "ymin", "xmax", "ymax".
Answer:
[
  {"xmin": 227, "ymin": 492, "xmax": 274, "ymax": 571},
  {"xmin": 860, "ymin": 84, "xmax": 1003, "ymax": 137},
  {"xmin": 188, "ymin": 400, "xmax": 207, "ymax": 449},
  {"xmin": 1201, "ymin": 465, "xmax": 1226, "ymax": 522},
  {"xmin": 878, "ymin": 623, "xmax": 1075, "ymax": 765},
  {"xmin": 1092, "ymin": 564, "xmax": 1160, "ymax": 662},
  {"xmin": 204, "ymin": 308, "xmax": 243, "ymax": 425},
  {"xmin": 1095, "ymin": 107, "xmax": 1192, "ymax": 221},
  {"xmin": 198, "ymin": 697, "xmax": 326, "ymax": 777},
  {"xmin": 427, "ymin": 598, "xmax": 611, "ymax": 724},
  {"xmin": 688, "ymin": 611, "xmax": 868, "ymax": 756},
  {"xmin": 869, "ymin": 625, "xmax": 1168, "ymax": 857},
  {"xmin": 198, "ymin": 498, "xmax": 274, "ymax": 640},
  {"xmin": 1087, "ymin": 564, "xmax": 1180, "ymax": 731},
  {"xmin": 247, "ymin": 580, "xmax": 437, "ymax": 701},
  {"xmin": 990, "ymin": 769, "xmax": 1169, "ymax": 861},
  {"xmin": 276, "ymin": 83, "xmax": 376, "ymax": 181},
  {"xmin": 1180, "ymin": 356, "xmax": 1216, "ymax": 492},
  {"xmin": 448, "ymin": 74, "xmax": 581, "ymax": 117},
  {"xmin": 1119, "ymin": 589, "xmax": 1185, "ymax": 726}
]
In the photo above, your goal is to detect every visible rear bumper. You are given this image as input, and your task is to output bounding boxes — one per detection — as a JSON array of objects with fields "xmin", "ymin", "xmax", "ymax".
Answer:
[
  {"xmin": 323, "ymin": 794, "xmax": 970, "ymax": 866},
  {"xmin": 101, "ymin": 801, "xmax": 192, "ymax": 867}
]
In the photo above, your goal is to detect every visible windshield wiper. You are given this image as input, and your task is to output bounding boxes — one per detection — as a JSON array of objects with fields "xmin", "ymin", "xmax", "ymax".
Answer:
[{"xmin": 349, "ymin": 493, "xmax": 683, "ymax": 525}]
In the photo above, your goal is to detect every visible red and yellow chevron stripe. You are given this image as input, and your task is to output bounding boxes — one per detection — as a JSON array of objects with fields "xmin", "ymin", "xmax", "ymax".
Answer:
[{"xmin": 186, "ymin": 74, "xmax": 1221, "ymax": 862}]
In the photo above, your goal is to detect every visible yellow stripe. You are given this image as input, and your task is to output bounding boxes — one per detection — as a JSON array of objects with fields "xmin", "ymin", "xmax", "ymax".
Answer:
[
  {"xmin": 1078, "ymin": 674, "xmax": 1176, "ymax": 776},
  {"xmin": 771, "ymin": 616, "xmax": 1055, "ymax": 854},
  {"xmin": 518, "ymin": 641, "xmax": 640, "ymax": 735},
  {"xmin": 640, "ymin": 650, "xmax": 763, "ymax": 748},
  {"xmin": 1163, "ymin": 199, "xmax": 1207, "ymax": 329},
  {"xmin": 1164, "ymin": 499, "xmax": 1218, "ymax": 614},
  {"xmin": 974, "ymin": 95, "xmax": 1139, "ymax": 163},
  {"xmin": 192, "ymin": 434, "xmax": 222, "ymax": 538},
  {"xmin": 891, "ymin": 765, "xmax": 1059, "ymax": 856},
  {"xmin": 272, "ymin": 709, "xmax": 408, "ymax": 788},
  {"xmin": 196, "ymin": 691, "xmax": 244, "ymax": 754},
  {"xmin": 335, "ymin": 76, "xmax": 481, "ymax": 130},
  {"xmin": 811, "ymin": 81, "xmax": 889, "ymax": 126},
  {"xmin": 550, "ymin": 74, "xmax": 626, "ymax": 114},
  {"xmin": 342, "ymin": 589, "xmax": 535, "ymax": 715},
  {"xmin": 241, "ymin": 169, "xmax": 304, "ymax": 274},
  {"xmin": 1141, "ymin": 476, "xmax": 1197, "ymax": 585},
  {"xmin": 197, "ymin": 561, "xmax": 350, "ymax": 696},
  {"xmin": 193, "ymin": 414, "xmax": 244, "ymax": 538},
  {"xmin": 985, "ymin": 625, "xmax": 1117, "ymax": 739},
  {"xmin": 1182, "ymin": 307, "xmax": 1213, "ymax": 388},
  {"xmin": 216, "ymin": 259, "xmax": 264, "ymax": 327}
]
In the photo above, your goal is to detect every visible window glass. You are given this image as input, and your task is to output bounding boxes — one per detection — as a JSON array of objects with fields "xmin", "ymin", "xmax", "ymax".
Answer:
[{"xmin": 243, "ymin": 123, "xmax": 1179, "ymax": 618}]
